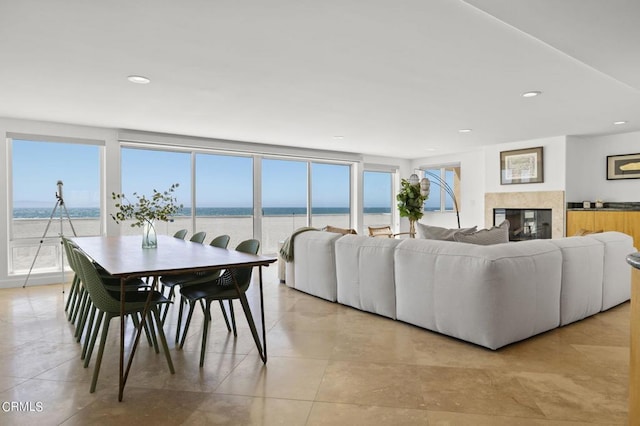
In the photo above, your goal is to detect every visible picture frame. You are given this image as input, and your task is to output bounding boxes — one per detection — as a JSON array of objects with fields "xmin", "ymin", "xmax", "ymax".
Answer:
[
  {"xmin": 607, "ymin": 153, "xmax": 640, "ymax": 180},
  {"xmin": 500, "ymin": 146, "xmax": 544, "ymax": 185}
]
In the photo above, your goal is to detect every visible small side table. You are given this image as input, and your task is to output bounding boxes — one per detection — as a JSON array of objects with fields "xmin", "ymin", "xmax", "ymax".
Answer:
[{"xmin": 626, "ymin": 252, "xmax": 640, "ymax": 421}]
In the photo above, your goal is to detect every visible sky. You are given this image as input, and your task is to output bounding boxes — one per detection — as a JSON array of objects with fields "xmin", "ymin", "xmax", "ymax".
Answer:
[{"xmin": 13, "ymin": 140, "xmax": 393, "ymax": 209}]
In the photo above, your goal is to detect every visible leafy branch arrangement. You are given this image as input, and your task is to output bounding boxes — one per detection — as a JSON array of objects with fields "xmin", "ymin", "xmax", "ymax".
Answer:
[
  {"xmin": 111, "ymin": 183, "xmax": 183, "ymax": 227},
  {"xmin": 396, "ymin": 178, "xmax": 428, "ymax": 222}
]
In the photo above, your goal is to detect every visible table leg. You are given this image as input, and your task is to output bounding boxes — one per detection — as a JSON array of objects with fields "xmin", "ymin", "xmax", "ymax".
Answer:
[
  {"xmin": 118, "ymin": 277, "xmax": 125, "ymax": 402},
  {"xmin": 259, "ymin": 266, "xmax": 267, "ymax": 363}
]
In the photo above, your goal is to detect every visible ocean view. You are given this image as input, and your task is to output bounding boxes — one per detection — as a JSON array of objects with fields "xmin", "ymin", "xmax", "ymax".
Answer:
[{"xmin": 13, "ymin": 207, "xmax": 392, "ymax": 219}]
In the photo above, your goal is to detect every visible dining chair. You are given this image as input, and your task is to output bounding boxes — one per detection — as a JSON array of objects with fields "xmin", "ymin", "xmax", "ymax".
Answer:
[
  {"xmin": 173, "ymin": 229, "xmax": 188, "ymax": 239},
  {"xmin": 158, "ymin": 233, "xmax": 229, "ymax": 326},
  {"xmin": 72, "ymin": 247, "xmax": 174, "ymax": 393},
  {"xmin": 177, "ymin": 239, "xmax": 260, "ymax": 367},
  {"xmin": 189, "ymin": 231, "xmax": 207, "ymax": 244},
  {"xmin": 172, "ymin": 234, "xmax": 231, "ymax": 338}
]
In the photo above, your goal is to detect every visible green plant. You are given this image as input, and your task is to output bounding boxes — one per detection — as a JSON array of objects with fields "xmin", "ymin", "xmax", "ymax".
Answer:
[
  {"xmin": 396, "ymin": 178, "xmax": 428, "ymax": 222},
  {"xmin": 111, "ymin": 183, "xmax": 183, "ymax": 227}
]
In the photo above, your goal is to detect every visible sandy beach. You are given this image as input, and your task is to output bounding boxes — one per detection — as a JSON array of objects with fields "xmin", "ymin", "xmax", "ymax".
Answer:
[{"xmin": 10, "ymin": 214, "xmax": 391, "ymax": 274}]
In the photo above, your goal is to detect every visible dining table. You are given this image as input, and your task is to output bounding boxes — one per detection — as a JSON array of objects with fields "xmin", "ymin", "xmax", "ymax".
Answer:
[{"xmin": 71, "ymin": 234, "xmax": 277, "ymax": 401}]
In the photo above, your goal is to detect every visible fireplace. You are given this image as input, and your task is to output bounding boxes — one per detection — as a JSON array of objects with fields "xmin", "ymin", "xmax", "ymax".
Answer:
[{"xmin": 494, "ymin": 208, "xmax": 552, "ymax": 241}]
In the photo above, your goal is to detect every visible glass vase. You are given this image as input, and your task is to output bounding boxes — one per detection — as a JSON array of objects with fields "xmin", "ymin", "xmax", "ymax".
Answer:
[{"xmin": 142, "ymin": 220, "xmax": 157, "ymax": 249}]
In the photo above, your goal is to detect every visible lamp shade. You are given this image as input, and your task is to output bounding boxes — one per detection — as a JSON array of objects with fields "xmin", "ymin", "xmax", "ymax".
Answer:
[{"xmin": 408, "ymin": 174, "xmax": 420, "ymax": 186}]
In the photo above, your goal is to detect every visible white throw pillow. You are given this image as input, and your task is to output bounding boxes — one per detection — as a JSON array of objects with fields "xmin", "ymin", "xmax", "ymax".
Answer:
[
  {"xmin": 453, "ymin": 220, "xmax": 510, "ymax": 245},
  {"xmin": 415, "ymin": 222, "xmax": 477, "ymax": 241}
]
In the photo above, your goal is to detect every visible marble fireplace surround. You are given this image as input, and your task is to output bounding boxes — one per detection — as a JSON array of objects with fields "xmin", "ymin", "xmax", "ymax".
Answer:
[{"xmin": 484, "ymin": 191, "xmax": 565, "ymax": 239}]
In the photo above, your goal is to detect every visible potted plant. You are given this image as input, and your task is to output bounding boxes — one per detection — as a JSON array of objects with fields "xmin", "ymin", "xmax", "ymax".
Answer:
[
  {"xmin": 111, "ymin": 183, "xmax": 183, "ymax": 248},
  {"xmin": 396, "ymin": 177, "xmax": 428, "ymax": 237}
]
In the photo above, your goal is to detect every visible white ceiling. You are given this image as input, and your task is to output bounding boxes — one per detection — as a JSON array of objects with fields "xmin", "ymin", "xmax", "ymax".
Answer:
[{"xmin": 1, "ymin": 0, "xmax": 638, "ymax": 159}]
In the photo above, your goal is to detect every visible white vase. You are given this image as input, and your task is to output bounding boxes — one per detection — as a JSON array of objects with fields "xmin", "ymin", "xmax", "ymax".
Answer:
[{"xmin": 142, "ymin": 220, "xmax": 157, "ymax": 249}]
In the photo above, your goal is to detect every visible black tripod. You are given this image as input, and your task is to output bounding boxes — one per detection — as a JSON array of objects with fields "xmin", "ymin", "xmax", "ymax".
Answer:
[{"xmin": 23, "ymin": 181, "xmax": 77, "ymax": 288}]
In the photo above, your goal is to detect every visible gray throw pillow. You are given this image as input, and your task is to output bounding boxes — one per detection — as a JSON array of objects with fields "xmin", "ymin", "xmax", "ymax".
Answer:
[
  {"xmin": 453, "ymin": 220, "xmax": 510, "ymax": 245},
  {"xmin": 415, "ymin": 222, "xmax": 477, "ymax": 241}
]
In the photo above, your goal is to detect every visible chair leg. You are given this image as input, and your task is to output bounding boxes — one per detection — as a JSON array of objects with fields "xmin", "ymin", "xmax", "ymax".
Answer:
[
  {"xmin": 175, "ymin": 295, "xmax": 185, "ymax": 344},
  {"xmin": 90, "ymin": 314, "xmax": 113, "ymax": 393},
  {"xmin": 132, "ymin": 312, "xmax": 154, "ymax": 347},
  {"xmin": 69, "ymin": 286, "xmax": 87, "ymax": 324},
  {"xmin": 179, "ymin": 300, "xmax": 197, "ymax": 349},
  {"xmin": 161, "ymin": 286, "xmax": 175, "ymax": 324},
  {"xmin": 218, "ymin": 300, "xmax": 232, "ymax": 332},
  {"xmin": 200, "ymin": 300, "xmax": 212, "ymax": 368},
  {"xmin": 84, "ymin": 310, "xmax": 104, "ymax": 368},
  {"xmin": 81, "ymin": 304, "xmax": 97, "ymax": 360},
  {"xmin": 146, "ymin": 311, "xmax": 160, "ymax": 353},
  {"xmin": 76, "ymin": 297, "xmax": 92, "ymax": 342},
  {"xmin": 228, "ymin": 300, "xmax": 237, "ymax": 337},
  {"xmin": 64, "ymin": 275, "xmax": 79, "ymax": 315},
  {"xmin": 152, "ymin": 307, "xmax": 175, "ymax": 374},
  {"xmin": 238, "ymin": 294, "xmax": 264, "ymax": 360}
]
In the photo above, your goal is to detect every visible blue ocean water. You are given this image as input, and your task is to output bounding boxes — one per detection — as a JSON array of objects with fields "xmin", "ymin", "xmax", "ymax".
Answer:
[{"xmin": 13, "ymin": 207, "xmax": 391, "ymax": 219}]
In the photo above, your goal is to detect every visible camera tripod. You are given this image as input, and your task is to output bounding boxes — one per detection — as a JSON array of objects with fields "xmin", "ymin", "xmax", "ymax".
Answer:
[{"xmin": 23, "ymin": 181, "xmax": 77, "ymax": 289}]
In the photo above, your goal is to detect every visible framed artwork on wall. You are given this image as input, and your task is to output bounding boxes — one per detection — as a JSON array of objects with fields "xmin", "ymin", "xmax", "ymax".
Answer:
[
  {"xmin": 607, "ymin": 153, "xmax": 640, "ymax": 180},
  {"xmin": 500, "ymin": 146, "xmax": 544, "ymax": 185}
]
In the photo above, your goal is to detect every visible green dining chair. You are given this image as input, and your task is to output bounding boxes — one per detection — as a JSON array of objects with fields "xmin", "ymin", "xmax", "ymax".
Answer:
[
  {"xmin": 160, "ymin": 234, "xmax": 231, "ymax": 328},
  {"xmin": 173, "ymin": 229, "xmax": 188, "ymax": 239},
  {"xmin": 178, "ymin": 239, "xmax": 260, "ymax": 367},
  {"xmin": 72, "ymin": 247, "xmax": 174, "ymax": 393}
]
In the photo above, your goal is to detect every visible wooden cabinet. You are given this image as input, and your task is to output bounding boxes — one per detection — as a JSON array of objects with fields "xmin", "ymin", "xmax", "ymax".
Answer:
[
  {"xmin": 566, "ymin": 210, "xmax": 640, "ymax": 249},
  {"xmin": 566, "ymin": 211, "xmax": 594, "ymax": 236}
]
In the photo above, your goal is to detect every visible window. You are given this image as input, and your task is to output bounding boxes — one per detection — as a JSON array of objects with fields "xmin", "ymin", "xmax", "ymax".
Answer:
[
  {"xmin": 195, "ymin": 153, "xmax": 253, "ymax": 248},
  {"xmin": 121, "ymin": 147, "xmax": 191, "ymax": 236},
  {"xmin": 311, "ymin": 162, "xmax": 350, "ymax": 229},
  {"xmin": 261, "ymin": 158, "xmax": 308, "ymax": 254},
  {"xmin": 10, "ymin": 138, "xmax": 101, "ymax": 274},
  {"xmin": 421, "ymin": 166, "xmax": 460, "ymax": 213},
  {"xmin": 363, "ymin": 170, "xmax": 393, "ymax": 230}
]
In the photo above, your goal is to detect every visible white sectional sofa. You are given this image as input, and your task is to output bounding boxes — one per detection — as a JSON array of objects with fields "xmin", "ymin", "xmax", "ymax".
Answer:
[{"xmin": 285, "ymin": 230, "xmax": 634, "ymax": 350}]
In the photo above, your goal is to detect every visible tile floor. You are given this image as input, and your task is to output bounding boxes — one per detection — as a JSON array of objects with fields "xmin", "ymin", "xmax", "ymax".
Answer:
[{"xmin": 0, "ymin": 264, "xmax": 630, "ymax": 425}]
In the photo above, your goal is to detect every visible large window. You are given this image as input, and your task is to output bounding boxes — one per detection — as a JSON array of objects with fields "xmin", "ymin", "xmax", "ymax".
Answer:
[
  {"xmin": 261, "ymin": 158, "xmax": 308, "ymax": 254},
  {"xmin": 311, "ymin": 162, "xmax": 350, "ymax": 229},
  {"xmin": 10, "ymin": 138, "xmax": 101, "ymax": 274},
  {"xmin": 422, "ymin": 166, "xmax": 460, "ymax": 212},
  {"xmin": 120, "ymin": 147, "xmax": 191, "ymax": 237},
  {"xmin": 363, "ymin": 170, "xmax": 393, "ymax": 231},
  {"xmin": 195, "ymin": 153, "xmax": 253, "ymax": 249}
]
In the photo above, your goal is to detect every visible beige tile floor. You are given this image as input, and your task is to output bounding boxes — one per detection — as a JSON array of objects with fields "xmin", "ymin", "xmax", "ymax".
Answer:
[{"xmin": 0, "ymin": 265, "xmax": 630, "ymax": 425}]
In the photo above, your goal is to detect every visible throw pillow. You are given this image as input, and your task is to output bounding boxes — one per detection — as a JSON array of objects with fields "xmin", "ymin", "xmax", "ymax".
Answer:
[
  {"xmin": 453, "ymin": 220, "xmax": 510, "ymax": 245},
  {"xmin": 415, "ymin": 222, "xmax": 477, "ymax": 241},
  {"xmin": 323, "ymin": 225, "xmax": 357, "ymax": 235}
]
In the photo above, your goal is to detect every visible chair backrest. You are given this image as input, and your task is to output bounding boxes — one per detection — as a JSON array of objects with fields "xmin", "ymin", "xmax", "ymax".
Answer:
[
  {"xmin": 368, "ymin": 226, "xmax": 393, "ymax": 238},
  {"xmin": 190, "ymin": 231, "xmax": 207, "ymax": 244},
  {"xmin": 218, "ymin": 239, "xmax": 260, "ymax": 292},
  {"xmin": 209, "ymin": 234, "xmax": 231, "ymax": 249},
  {"xmin": 173, "ymin": 229, "xmax": 188, "ymax": 240},
  {"xmin": 62, "ymin": 237, "xmax": 80, "ymax": 275},
  {"xmin": 72, "ymin": 247, "xmax": 121, "ymax": 313}
]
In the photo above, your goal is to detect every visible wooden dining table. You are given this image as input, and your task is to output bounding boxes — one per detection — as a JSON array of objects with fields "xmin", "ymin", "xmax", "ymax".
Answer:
[{"xmin": 71, "ymin": 234, "xmax": 277, "ymax": 401}]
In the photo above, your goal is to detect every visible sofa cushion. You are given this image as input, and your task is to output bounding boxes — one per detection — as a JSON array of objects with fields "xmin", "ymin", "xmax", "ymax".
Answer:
[
  {"xmin": 548, "ymin": 236, "xmax": 604, "ymax": 326},
  {"xmin": 323, "ymin": 225, "xmax": 357, "ymax": 235},
  {"xmin": 453, "ymin": 220, "xmax": 509, "ymax": 245},
  {"xmin": 335, "ymin": 235, "xmax": 402, "ymax": 319},
  {"xmin": 415, "ymin": 222, "xmax": 477, "ymax": 241},
  {"xmin": 586, "ymin": 232, "xmax": 634, "ymax": 310},
  {"xmin": 292, "ymin": 231, "xmax": 342, "ymax": 301},
  {"xmin": 394, "ymin": 238, "xmax": 561, "ymax": 349}
]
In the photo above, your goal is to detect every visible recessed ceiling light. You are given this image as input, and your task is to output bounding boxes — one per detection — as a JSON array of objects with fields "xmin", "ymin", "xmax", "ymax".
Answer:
[
  {"xmin": 613, "ymin": 120, "xmax": 628, "ymax": 125},
  {"xmin": 333, "ymin": 135, "xmax": 345, "ymax": 140},
  {"xmin": 522, "ymin": 91, "xmax": 542, "ymax": 98},
  {"xmin": 458, "ymin": 129, "xmax": 472, "ymax": 133},
  {"xmin": 127, "ymin": 75, "xmax": 150, "ymax": 84}
]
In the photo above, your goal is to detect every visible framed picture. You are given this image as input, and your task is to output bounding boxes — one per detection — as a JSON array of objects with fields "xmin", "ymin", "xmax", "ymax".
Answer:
[
  {"xmin": 500, "ymin": 146, "xmax": 544, "ymax": 185},
  {"xmin": 607, "ymin": 153, "xmax": 640, "ymax": 180}
]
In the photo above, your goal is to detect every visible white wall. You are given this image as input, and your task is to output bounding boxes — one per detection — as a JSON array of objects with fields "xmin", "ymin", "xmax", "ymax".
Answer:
[
  {"xmin": 412, "ymin": 149, "xmax": 485, "ymax": 229},
  {"xmin": 566, "ymin": 132, "xmax": 640, "ymax": 202},
  {"xmin": 484, "ymin": 136, "xmax": 567, "ymax": 193}
]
